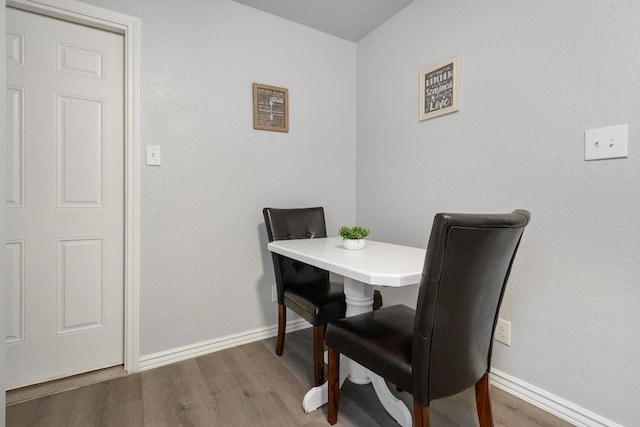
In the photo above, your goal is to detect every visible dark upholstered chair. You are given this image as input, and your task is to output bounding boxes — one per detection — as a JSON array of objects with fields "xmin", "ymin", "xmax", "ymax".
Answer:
[
  {"xmin": 263, "ymin": 207, "xmax": 381, "ymax": 386},
  {"xmin": 326, "ymin": 210, "xmax": 530, "ymax": 426}
]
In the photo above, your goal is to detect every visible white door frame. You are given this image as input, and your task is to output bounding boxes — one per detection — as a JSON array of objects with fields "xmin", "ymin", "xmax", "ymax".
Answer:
[{"xmin": 6, "ymin": 0, "xmax": 141, "ymax": 373}]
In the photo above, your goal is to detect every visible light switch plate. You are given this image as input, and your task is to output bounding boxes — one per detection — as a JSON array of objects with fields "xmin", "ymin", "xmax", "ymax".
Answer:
[
  {"xmin": 585, "ymin": 124, "xmax": 628, "ymax": 161},
  {"xmin": 146, "ymin": 145, "xmax": 162, "ymax": 166}
]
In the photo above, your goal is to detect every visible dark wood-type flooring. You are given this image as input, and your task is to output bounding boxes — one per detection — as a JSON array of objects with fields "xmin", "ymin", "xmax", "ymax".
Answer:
[{"xmin": 7, "ymin": 329, "xmax": 574, "ymax": 426}]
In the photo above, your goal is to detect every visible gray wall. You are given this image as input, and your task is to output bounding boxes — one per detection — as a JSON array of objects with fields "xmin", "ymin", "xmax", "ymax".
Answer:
[
  {"xmin": 77, "ymin": 0, "xmax": 358, "ymax": 356},
  {"xmin": 356, "ymin": 1, "xmax": 640, "ymax": 425}
]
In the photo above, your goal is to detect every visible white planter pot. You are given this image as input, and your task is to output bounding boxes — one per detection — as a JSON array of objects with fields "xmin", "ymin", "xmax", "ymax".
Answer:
[{"xmin": 343, "ymin": 239, "xmax": 366, "ymax": 250}]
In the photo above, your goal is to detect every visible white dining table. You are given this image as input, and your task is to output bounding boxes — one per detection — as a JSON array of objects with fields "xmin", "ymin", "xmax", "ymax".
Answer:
[{"xmin": 267, "ymin": 236, "xmax": 426, "ymax": 427}]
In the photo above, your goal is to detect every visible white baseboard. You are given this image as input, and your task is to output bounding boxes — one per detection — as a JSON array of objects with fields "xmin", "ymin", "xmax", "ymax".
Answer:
[
  {"xmin": 139, "ymin": 319, "xmax": 309, "ymax": 371},
  {"xmin": 490, "ymin": 369, "xmax": 623, "ymax": 427},
  {"xmin": 140, "ymin": 328, "xmax": 622, "ymax": 427}
]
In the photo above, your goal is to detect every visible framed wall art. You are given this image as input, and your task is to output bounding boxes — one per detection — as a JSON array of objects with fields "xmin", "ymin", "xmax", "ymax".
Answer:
[
  {"xmin": 419, "ymin": 55, "xmax": 460, "ymax": 121},
  {"xmin": 253, "ymin": 82, "xmax": 289, "ymax": 132}
]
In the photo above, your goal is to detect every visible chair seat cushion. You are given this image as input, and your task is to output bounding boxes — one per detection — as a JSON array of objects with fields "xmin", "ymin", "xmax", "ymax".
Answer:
[
  {"xmin": 284, "ymin": 280, "xmax": 346, "ymax": 326},
  {"xmin": 326, "ymin": 304, "xmax": 415, "ymax": 392}
]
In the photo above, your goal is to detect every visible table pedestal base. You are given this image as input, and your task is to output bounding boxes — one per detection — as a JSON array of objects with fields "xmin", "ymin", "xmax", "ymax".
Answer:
[
  {"xmin": 302, "ymin": 355, "xmax": 411, "ymax": 427},
  {"xmin": 369, "ymin": 372, "xmax": 412, "ymax": 427},
  {"xmin": 301, "ymin": 277, "xmax": 412, "ymax": 426}
]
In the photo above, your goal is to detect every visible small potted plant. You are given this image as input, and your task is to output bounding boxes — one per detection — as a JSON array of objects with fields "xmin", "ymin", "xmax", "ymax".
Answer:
[{"xmin": 338, "ymin": 226, "xmax": 370, "ymax": 250}]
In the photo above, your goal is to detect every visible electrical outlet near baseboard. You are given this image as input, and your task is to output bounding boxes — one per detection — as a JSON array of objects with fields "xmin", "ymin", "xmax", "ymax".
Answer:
[
  {"xmin": 272, "ymin": 285, "xmax": 277, "ymax": 303},
  {"xmin": 495, "ymin": 319, "xmax": 511, "ymax": 346}
]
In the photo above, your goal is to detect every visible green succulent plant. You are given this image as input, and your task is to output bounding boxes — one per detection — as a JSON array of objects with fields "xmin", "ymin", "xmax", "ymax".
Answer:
[{"xmin": 338, "ymin": 226, "xmax": 370, "ymax": 240}]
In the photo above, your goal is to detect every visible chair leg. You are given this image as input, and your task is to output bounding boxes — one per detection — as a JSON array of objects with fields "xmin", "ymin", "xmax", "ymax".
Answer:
[
  {"xmin": 373, "ymin": 290, "xmax": 383, "ymax": 310},
  {"xmin": 312, "ymin": 325, "xmax": 325, "ymax": 386},
  {"xmin": 475, "ymin": 372, "xmax": 494, "ymax": 427},
  {"xmin": 413, "ymin": 400, "xmax": 430, "ymax": 427},
  {"xmin": 275, "ymin": 304, "xmax": 286, "ymax": 356},
  {"xmin": 327, "ymin": 346, "xmax": 340, "ymax": 425}
]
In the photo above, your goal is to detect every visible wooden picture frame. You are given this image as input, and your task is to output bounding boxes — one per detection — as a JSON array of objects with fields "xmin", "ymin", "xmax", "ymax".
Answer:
[
  {"xmin": 253, "ymin": 83, "xmax": 289, "ymax": 132},
  {"xmin": 419, "ymin": 55, "xmax": 460, "ymax": 121}
]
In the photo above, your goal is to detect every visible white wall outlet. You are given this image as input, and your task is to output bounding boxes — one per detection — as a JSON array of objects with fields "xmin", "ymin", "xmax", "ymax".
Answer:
[
  {"xmin": 495, "ymin": 319, "xmax": 511, "ymax": 346},
  {"xmin": 271, "ymin": 285, "xmax": 277, "ymax": 303},
  {"xmin": 585, "ymin": 124, "xmax": 628, "ymax": 161},
  {"xmin": 145, "ymin": 145, "xmax": 162, "ymax": 166}
]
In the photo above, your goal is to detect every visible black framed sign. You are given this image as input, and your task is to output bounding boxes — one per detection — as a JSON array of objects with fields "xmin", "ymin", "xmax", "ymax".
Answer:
[{"xmin": 419, "ymin": 55, "xmax": 460, "ymax": 121}]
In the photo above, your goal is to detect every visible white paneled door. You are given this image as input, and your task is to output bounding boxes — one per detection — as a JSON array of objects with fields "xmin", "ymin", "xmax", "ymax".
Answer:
[{"xmin": 6, "ymin": 8, "xmax": 124, "ymax": 389}]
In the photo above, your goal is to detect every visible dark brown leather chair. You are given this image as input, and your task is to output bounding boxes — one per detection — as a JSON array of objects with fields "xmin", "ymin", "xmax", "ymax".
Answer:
[
  {"xmin": 263, "ymin": 207, "xmax": 382, "ymax": 386},
  {"xmin": 326, "ymin": 210, "xmax": 531, "ymax": 426}
]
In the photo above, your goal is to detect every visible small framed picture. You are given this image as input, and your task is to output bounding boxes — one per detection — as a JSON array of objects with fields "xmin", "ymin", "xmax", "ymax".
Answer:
[
  {"xmin": 419, "ymin": 55, "xmax": 460, "ymax": 121},
  {"xmin": 253, "ymin": 82, "xmax": 289, "ymax": 132}
]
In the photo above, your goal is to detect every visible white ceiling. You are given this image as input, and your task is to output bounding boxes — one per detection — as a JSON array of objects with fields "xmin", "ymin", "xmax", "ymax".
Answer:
[{"xmin": 232, "ymin": 0, "xmax": 414, "ymax": 42}]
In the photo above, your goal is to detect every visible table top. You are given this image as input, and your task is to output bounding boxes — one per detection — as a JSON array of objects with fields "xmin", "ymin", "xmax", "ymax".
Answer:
[{"xmin": 267, "ymin": 237, "xmax": 426, "ymax": 286}]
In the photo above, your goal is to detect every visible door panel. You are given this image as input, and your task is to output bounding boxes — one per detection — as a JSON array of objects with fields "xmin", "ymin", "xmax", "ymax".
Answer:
[{"xmin": 5, "ymin": 7, "xmax": 125, "ymax": 389}]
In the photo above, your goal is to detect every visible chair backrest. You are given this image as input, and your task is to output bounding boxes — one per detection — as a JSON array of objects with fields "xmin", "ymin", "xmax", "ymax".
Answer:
[
  {"xmin": 412, "ymin": 210, "xmax": 530, "ymax": 405},
  {"xmin": 263, "ymin": 207, "xmax": 330, "ymax": 303}
]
